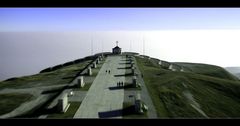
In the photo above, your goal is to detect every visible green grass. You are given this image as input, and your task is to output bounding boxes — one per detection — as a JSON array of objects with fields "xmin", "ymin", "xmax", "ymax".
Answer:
[
  {"xmin": 135, "ymin": 56, "xmax": 240, "ymax": 118},
  {"xmin": 73, "ymin": 83, "xmax": 92, "ymax": 91},
  {"xmin": 47, "ymin": 102, "xmax": 81, "ymax": 119},
  {"xmin": 0, "ymin": 60, "xmax": 91, "ymax": 89},
  {"xmin": 176, "ymin": 62, "xmax": 239, "ymax": 81},
  {"xmin": 73, "ymin": 60, "xmax": 105, "ymax": 91},
  {"xmin": 0, "ymin": 57, "xmax": 105, "ymax": 118},
  {"xmin": 0, "ymin": 93, "xmax": 34, "ymax": 115},
  {"xmin": 92, "ymin": 61, "xmax": 105, "ymax": 76}
]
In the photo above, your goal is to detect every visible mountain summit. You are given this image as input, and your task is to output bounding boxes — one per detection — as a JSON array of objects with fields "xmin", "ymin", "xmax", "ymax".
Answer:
[{"xmin": 1, "ymin": 51, "xmax": 240, "ymax": 119}]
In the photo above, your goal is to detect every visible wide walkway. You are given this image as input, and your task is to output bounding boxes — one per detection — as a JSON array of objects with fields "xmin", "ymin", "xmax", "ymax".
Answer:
[{"xmin": 74, "ymin": 56, "xmax": 125, "ymax": 118}]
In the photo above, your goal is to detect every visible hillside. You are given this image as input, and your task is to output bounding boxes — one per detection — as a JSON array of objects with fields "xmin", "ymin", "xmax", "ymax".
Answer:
[
  {"xmin": 0, "ymin": 55, "xmax": 99, "ymax": 117},
  {"xmin": 136, "ymin": 56, "xmax": 240, "ymax": 118},
  {"xmin": 1, "ymin": 53, "xmax": 240, "ymax": 118},
  {"xmin": 175, "ymin": 63, "xmax": 239, "ymax": 81}
]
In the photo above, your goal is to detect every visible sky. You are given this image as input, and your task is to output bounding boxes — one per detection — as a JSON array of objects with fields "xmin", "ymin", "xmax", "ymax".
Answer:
[{"xmin": 1, "ymin": 8, "xmax": 240, "ymax": 80}]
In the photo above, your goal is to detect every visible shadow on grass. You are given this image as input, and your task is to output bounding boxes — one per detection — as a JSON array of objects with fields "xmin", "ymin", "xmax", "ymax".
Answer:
[
  {"xmin": 156, "ymin": 73, "xmax": 167, "ymax": 76},
  {"xmin": 41, "ymin": 88, "xmax": 64, "ymax": 94},
  {"xmin": 14, "ymin": 94, "xmax": 61, "ymax": 118},
  {"xmin": 41, "ymin": 84, "xmax": 79, "ymax": 94},
  {"xmin": 62, "ymin": 76, "xmax": 75, "ymax": 80},
  {"xmin": 79, "ymin": 73, "xmax": 89, "ymax": 76},
  {"xmin": 122, "ymin": 105, "xmax": 136, "ymax": 116},
  {"xmin": 123, "ymin": 84, "xmax": 135, "ymax": 89}
]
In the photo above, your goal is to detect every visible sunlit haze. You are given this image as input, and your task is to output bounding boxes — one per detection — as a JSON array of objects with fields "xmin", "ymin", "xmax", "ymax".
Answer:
[{"xmin": 1, "ymin": 8, "xmax": 240, "ymax": 80}]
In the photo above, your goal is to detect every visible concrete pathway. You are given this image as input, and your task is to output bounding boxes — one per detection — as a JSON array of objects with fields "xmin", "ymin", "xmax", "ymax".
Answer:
[{"xmin": 74, "ymin": 56, "xmax": 125, "ymax": 118}]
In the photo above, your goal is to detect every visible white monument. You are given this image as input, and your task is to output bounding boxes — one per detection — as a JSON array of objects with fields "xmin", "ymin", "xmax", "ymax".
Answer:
[
  {"xmin": 169, "ymin": 64, "xmax": 176, "ymax": 71},
  {"xmin": 180, "ymin": 67, "xmax": 184, "ymax": 72},
  {"xmin": 57, "ymin": 93, "xmax": 70, "ymax": 113},
  {"xmin": 87, "ymin": 67, "xmax": 92, "ymax": 76},
  {"xmin": 158, "ymin": 61, "xmax": 162, "ymax": 65},
  {"xmin": 92, "ymin": 62, "xmax": 97, "ymax": 68},
  {"xmin": 77, "ymin": 76, "xmax": 85, "ymax": 88},
  {"xmin": 135, "ymin": 93, "xmax": 143, "ymax": 114}
]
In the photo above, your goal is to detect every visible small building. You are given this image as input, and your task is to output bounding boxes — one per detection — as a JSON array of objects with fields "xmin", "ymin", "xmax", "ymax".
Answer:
[{"xmin": 112, "ymin": 41, "xmax": 121, "ymax": 54}]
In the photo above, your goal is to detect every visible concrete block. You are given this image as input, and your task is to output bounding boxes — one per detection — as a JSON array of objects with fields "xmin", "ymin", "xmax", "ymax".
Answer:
[
  {"xmin": 158, "ymin": 61, "xmax": 162, "ymax": 65},
  {"xmin": 77, "ymin": 76, "xmax": 85, "ymax": 88},
  {"xmin": 92, "ymin": 62, "xmax": 97, "ymax": 68},
  {"xmin": 57, "ymin": 93, "xmax": 70, "ymax": 113},
  {"xmin": 168, "ymin": 64, "xmax": 173, "ymax": 70},
  {"xmin": 135, "ymin": 93, "xmax": 143, "ymax": 114},
  {"xmin": 180, "ymin": 68, "xmax": 184, "ymax": 72},
  {"xmin": 88, "ymin": 67, "xmax": 92, "ymax": 76}
]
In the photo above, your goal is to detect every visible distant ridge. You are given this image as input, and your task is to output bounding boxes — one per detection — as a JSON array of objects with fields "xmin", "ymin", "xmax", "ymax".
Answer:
[{"xmin": 225, "ymin": 67, "xmax": 240, "ymax": 79}]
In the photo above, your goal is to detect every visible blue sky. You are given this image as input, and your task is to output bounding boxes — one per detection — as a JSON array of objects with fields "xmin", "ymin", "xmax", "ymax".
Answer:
[{"xmin": 1, "ymin": 8, "xmax": 240, "ymax": 31}]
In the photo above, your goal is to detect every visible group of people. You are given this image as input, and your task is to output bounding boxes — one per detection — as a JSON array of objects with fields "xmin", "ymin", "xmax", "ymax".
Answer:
[{"xmin": 117, "ymin": 81, "xmax": 124, "ymax": 87}]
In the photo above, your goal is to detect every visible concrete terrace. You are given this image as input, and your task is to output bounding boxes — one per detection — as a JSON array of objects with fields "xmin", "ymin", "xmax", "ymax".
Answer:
[{"xmin": 74, "ymin": 55, "xmax": 125, "ymax": 118}]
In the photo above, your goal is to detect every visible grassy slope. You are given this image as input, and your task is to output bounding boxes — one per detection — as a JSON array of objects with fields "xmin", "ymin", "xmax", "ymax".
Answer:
[
  {"xmin": 175, "ymin": 62, "xmax": 239, "ymax": 81},
  {"xmin": 0, "ymin": 60, "xmax": 91, "ymax": 89},
  {"xmin": 0, "ymin": 93, "xmax": 34, "ymax": 115},
  {"xmin": 136, "ymin": 56, "xmax": 240, "ymax": 118},
  {"xmin": 0, "ymin": 57, "xmax": 106, "ymax": 117},
  {"xmin": 47, "ymin": 102, "xmax": 81, "ymax": 119}
]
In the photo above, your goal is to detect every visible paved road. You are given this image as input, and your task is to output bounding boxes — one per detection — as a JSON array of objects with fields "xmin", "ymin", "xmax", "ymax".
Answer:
[{"xmin": 74, "ymin": 56, "xmax": 125, "ymax": 118}]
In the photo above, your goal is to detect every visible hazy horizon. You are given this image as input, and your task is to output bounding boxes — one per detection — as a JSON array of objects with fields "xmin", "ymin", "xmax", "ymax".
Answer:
[
  {"xmin": 1, "ymin": 8, "xmax": 240, "ymax": 80},
  {"xmin": 1, "ymin": 30, "xmax": 240, "ymax": 81}
]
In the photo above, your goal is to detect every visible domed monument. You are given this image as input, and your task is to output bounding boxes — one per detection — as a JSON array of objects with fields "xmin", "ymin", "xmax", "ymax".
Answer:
[{"xmin": 112, "ymin": 41, "xmax": 121, "ymax": 54}]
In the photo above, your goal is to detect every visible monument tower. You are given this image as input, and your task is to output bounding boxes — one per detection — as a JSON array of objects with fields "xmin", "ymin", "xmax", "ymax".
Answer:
[{"xmin": 112, "ymin": 41, "xmax": 122, "ymax": 54}]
